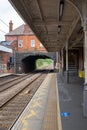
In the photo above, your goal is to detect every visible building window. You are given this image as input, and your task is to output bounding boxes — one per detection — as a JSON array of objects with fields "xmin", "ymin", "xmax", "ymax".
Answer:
[
  {"xmin": 31, "ymin": 40, "xmax": 35, "ymax": 47},
  {"xmin": 40, "ymin": 43, "xmax": 43, "ymax": 47},
  {"xmin": 18, "ymin": 40, "xmax": 23, "ymax": 47}
]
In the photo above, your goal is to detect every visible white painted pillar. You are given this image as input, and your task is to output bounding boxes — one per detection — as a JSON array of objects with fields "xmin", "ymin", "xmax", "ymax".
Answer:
[
  {"xmin": 59, "ymin": 51, "xmax": 61, "ymax": 74},
  {"xmin": 56, "ymin": 51, "xmax": 58, "ymax": 63},
  {"xmin": 82, "ymin": 21, "xmax": 87, "ymax": 117},
  {"xmin": 84, "ymin": 31, "xmax": 87, "ymax": 82},
  {"xmin": 56, "ymin": 51, "xmax": 59, "ymax": 71},
  {"xmin": 81, "ymin": 0, "xmax": 87, "ymax": 116},
  {"xmin": 66, "ymin": 41, "xmax": 69, "ymax": 83},
  {"xmin": 61, "ymin": 49, "xmax": 64, "ymax": 75}
]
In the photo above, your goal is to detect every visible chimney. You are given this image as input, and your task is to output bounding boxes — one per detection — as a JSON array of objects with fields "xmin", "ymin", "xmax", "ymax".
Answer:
[{"xmin": 9, "ymin": 20, "xmax": 13, "ymax": 32}]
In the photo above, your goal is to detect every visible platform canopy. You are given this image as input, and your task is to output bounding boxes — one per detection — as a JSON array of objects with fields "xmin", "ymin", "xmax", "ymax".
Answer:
[
  {"xmin": 9, "ymin": 0, "xmax": 83, "ymax": 52},
  {"xmin": 0, "ymin": 45, "xmax": 12, "ymax": 53}
]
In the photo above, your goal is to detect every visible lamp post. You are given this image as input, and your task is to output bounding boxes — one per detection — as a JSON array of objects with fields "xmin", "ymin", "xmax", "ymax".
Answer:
[{"xmin": 13, "ymin": 47, "xmax": 17, "ymax": 74}]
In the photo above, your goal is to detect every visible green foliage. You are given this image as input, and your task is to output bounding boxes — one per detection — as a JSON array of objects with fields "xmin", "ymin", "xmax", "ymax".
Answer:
[{"xmin": 36, "ymin": 58, "xmax": 53, "ymax": 69}]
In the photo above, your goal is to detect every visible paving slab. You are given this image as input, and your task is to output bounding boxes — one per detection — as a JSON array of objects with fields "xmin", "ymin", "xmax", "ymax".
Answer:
[{"xmin": 57, "ymin": 73, "xmax": 87, "ymax": 130}]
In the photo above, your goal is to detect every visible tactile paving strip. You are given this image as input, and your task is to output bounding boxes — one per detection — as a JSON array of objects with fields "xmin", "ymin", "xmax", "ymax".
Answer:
[{"xmin": 42, "ymin": 74, "xmax": 58, "ymax": 130}]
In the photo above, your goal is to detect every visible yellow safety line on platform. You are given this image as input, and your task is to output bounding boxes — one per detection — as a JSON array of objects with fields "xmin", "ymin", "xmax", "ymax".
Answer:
[
  {"xmin": 10, "ymin": 73, "xmax": 52, "ymax": 130},
  {"xmin": 56, "ymin": 74, "xmax": 62, "ymax": 130}
]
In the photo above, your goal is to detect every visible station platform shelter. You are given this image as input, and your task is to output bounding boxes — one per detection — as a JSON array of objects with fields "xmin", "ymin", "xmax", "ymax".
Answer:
[{"xmin": 4, "ymin": 0, "xmax": 87, "ymax": 126}]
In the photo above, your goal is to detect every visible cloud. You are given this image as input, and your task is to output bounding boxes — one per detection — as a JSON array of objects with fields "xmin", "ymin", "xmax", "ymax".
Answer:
[
  {"xmin": 0, "ymin": 0, "xmax": 25, "ymax": 40},
  {"xmin": 0, "ymin": 0, "xmax": 11, "ymax": 14}
]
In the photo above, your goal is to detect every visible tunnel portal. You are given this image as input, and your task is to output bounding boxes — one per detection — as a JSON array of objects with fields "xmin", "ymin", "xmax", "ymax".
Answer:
[{"xmin": 22, "ymin": 55, "xmax": 54, "ymax": 73}]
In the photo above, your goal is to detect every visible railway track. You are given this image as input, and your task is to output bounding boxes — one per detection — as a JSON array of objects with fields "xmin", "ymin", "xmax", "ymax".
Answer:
[
  {"xmin": 0, "ymin": 73, "xmax": 47, "ymax": 130},
  {"xmin": 0, "ymin": 74, "xmax": 18, "ymax": 82},
  {"xmin": 0, "ymin": 73, "xmax": 32, "ymax": 92}
]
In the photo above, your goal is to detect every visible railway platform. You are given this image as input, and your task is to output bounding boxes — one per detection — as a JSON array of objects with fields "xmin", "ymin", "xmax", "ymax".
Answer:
[
  {"xmin": 3, "ymin": 72, "xmax": 87, "ymax": 130},
  {"xmin": 58, "ymin": 73, "xmax": 87, "ymax": 130},
  {"xmin": 8, "ymin": 73, "xmax": 61, "ymax": 130},
  {"xmin": 0, "ymin": 73, "xmax": 13, "ymax": 77}
]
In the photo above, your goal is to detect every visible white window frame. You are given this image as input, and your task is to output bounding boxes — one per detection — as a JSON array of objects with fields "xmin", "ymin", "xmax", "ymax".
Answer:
[
  {"xmin": 31, "ymin": 39, "xmax": 35, "ymax": 47},
  {"xmin": 40, "ymin": 43, "xmax": 43, "ymax": 47},
  {"xmin": 18, "ymin": 40, "xmax": 23, "ymax": 47}
]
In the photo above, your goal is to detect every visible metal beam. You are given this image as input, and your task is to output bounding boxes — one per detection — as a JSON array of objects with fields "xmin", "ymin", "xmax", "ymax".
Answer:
[
  {"xmin": 47, "ymin": 47, "xmax": 61, "ymax": 52},
  {"xmin": 70, "ymin": 33, "xmax": 83, "ymax": 48},
  {"xmin": 33, "ymin": 20, "xmax": 71, "ymax": 26},
  {"xmin": 35, "ymin": 0, "xmax": 49, "ymax": 35},
  {"xmin": 43, "ymin": 40, "xmax": 63, "ymax": 44},
  {"xmin": 40, "ymin": 34, "xmax": 66, "ymax": 39},
  {"xmin": 67, "ymin": 15, "xmax": 80, "ymax": 40},
  {"xmin": 40, "ymin": 31, "xmax": 66, "ymax": 36},
  {"xmin": 45, "ymin": 46, "xmax": 63, "ymax": 48}
]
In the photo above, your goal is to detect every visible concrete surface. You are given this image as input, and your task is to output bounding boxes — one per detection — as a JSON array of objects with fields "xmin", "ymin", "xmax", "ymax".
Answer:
[{"xmin": 57, "ymin": 73, "xmax": 87, "ymax": 130}]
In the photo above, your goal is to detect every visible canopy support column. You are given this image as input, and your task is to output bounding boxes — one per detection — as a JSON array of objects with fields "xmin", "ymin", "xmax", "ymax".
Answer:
[
  {"xmin": 82, "ymin": 19, "xmax": 87, "ymax": 117},
  {"xmin": 65, "ymin": 41, "xmax": 69, "ymax": 83}
]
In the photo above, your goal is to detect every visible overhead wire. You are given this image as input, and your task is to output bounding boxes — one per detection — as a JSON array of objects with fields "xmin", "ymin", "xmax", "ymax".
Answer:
[
  {"xmin": 0, "ymin": 18, "xmax": 8, "ymax": 35},
  {"xmin": 0, "ymin": 18, "xmax": 9, "ymax": 27},
  {"xmin": 0, "ymin": 29, "xmax": 6, "ymax": 33}
]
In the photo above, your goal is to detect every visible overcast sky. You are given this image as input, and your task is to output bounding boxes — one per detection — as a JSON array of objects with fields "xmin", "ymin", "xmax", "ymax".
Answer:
[{"xmin": 0, "ymin": 0, "xmax": 25, "ymax": 41}]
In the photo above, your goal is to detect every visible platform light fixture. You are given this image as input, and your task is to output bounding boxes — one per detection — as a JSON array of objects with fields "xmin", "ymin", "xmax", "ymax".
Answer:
[
  {"xmin": 58, "ymin": 25, "xmax": 61, "ymax": 34},
  {"xmin": 59, "ymin": 0, "xmax": 65, "ymax": 21}
]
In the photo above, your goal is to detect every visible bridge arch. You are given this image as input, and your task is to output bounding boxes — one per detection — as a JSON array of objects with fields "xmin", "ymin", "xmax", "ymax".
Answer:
[{"xmin": 22, "ymin": 55, "xmax": 54, "ymax": 73}]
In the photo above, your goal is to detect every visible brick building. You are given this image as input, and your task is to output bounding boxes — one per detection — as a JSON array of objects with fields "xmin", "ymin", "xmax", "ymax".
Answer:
[
  {"xmin": 5, "ymin": 20, "xmax": 46, "ymax": 53},
  {"xmin": 0, "ymin": 21, "xmax": 46, "ymax": 74},
  {"xmin": 0, "ymin": 44, "xmax": 12, "ymax": 73}
]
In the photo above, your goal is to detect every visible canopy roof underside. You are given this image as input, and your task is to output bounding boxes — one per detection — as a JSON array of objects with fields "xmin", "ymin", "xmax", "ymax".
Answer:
[{"xmin": 9, "ymin": 0, "xmax": 83, "ymax": 52}]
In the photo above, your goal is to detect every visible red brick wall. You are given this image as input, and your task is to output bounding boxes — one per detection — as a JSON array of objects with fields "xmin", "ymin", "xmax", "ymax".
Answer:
[
  {"xmin": 5, "ymin": 35, "xmax": 46, "ymax": 52},
  {"xmin": 18, "ymin": 35, "xmax": 46, "ymax": 52},
  {"xmin": 0, "ymin": 51, "xmax": 12, "ymax": 73},
  {"xmin": 5, "ymin": 35, "xmax": 18, "ymax": 42}
]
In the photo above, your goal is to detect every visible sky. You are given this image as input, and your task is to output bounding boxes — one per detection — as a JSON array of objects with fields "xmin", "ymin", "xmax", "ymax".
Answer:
[{"xmin": 0, "ymin": 0, "xmax": 25, "ymax": 41}]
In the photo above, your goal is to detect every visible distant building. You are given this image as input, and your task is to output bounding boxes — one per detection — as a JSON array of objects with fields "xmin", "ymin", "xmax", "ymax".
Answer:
[
  {"xmin": 0, "ymin": 44, "xmax": 12, "ymax": 73},
  {"xmin": 0, "ymin": 21, "xmax": 46, "ymax": 74},
  {"xmin": 5, "ymin": 20, "xmax": 46, "ymax": 53}
]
